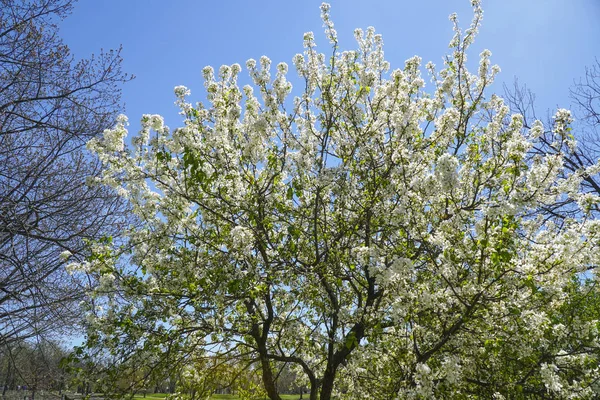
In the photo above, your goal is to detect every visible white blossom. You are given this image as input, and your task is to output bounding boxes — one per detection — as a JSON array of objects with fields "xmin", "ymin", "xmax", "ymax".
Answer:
[{"xmin": 59, "ymin": 250, "xmax": 72, "ymax": 261}]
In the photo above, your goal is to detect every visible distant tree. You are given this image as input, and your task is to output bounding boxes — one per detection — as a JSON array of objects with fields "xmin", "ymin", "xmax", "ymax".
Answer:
[
  {"xmin": 0, "ymin": 0, "xmax": 130, "ymax": 350},
  {"xmin": 0, "ymin": 338, "xmax": 69, "ymax": 398},
  {"xmin": 78, "ymin": 2, "xmax": 600, "ymax": 399}
]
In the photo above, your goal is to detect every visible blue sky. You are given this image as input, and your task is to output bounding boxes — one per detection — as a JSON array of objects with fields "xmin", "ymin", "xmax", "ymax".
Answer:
[{"xmin": 60, "ymin": 0, "xmax": 600, "ymax": 133}]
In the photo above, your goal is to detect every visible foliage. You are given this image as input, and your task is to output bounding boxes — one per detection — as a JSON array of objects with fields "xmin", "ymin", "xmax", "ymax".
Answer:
[{"xmin": 79, "ymin": 2, "xmax": 600, "ymax": 399}]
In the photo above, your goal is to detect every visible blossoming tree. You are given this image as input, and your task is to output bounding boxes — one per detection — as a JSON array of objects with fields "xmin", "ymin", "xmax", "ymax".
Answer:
[{"xmin": 76, "ymin": 2, "xmax": 600, "ymax": 399}]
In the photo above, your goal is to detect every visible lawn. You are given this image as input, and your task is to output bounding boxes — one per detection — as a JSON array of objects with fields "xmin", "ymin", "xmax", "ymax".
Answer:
[
  {"xmin": 212, "ymin": 396, "xmax": 302, "ymax": 400},
  {"xmin": 132, "ymin": 394, "xmax": 303, "ymax": 399}
]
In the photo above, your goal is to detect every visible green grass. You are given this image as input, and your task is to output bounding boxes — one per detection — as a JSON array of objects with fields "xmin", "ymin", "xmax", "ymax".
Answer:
[
  {"xmin": 132, "ymin": 394, "xmax": 168, "ymax": 399},
  {"xmin": 132, "ymin": 394, "xmax": 302, "ymax": 400},
  {"xmin": 212, "ymin": 396, "xmax": 301, "ymax": 400}
]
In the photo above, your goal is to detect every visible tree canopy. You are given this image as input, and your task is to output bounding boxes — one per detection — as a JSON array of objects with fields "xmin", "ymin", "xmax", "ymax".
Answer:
[{"xmin": 77, "ymin": 2, "xmax": 600, "ymax": 399}]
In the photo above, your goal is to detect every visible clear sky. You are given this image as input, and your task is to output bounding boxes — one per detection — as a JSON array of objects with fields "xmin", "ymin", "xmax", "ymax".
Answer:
[{"xmin": 60, "ymin": 0, "xmax": 600, "ymax": 133}]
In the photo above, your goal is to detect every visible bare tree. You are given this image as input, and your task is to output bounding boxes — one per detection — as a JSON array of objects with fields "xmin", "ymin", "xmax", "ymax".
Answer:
[
  {"xmin": 0, "ymin": 0, "xmax": 131, "ymax": 348},
  {"xmin": 570, "ymin": 59, "xmax": 600, "ymax": 164},
  {"xmin": 504, "ymin": 60, "xmax": 600, "ymax": 219}
]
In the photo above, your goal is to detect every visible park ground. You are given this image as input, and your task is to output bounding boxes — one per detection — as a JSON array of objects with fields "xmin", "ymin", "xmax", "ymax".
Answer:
[{"xmin": 132, "ymin": 394, "xmax": 303, "ymax": 400}]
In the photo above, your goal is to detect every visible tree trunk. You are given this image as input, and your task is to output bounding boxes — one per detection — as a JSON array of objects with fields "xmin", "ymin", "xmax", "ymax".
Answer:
[
  {"xmin": 259, "ymin": 353, "xmax": 281, "ymax": 400},
  {"xmin": 2, "ymin": 361, "xmax": 10, "ymax": 396},
  {"xmin": 319, "ymin": 363, "xmax": 337, "ymax": 400},
  {"xmin": 246, "ymin": 295, "xmax": 281, "ymax": 400},
  {"xmin": 309, "ymin": 384, "xmax": 319, "ymax": 400},
  {"xmin": 321, "ymin": 322, "xmax": 366, "ymax": 400}
]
